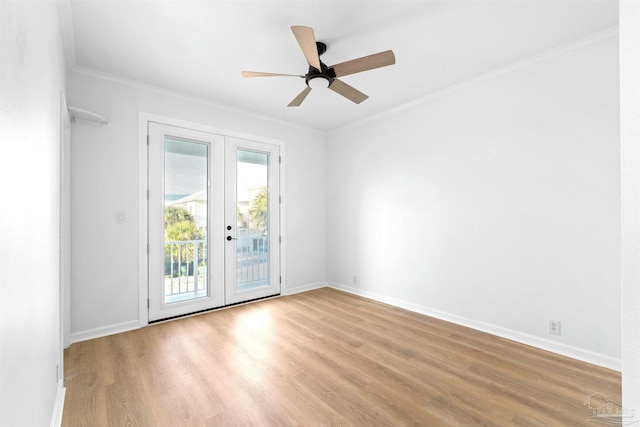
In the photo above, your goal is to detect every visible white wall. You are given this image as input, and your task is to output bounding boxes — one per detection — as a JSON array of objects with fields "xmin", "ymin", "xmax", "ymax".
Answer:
[
  {"xmin": 620, "ymin": 0, "xmax": 640, "ymax": 418},
  {"xmin": 67, "ymin": 71, "xmax": 327, "ymax": 338},
  {"xmin": 327, "ymin": 34, "xmax": 621, "ymax": 367},
  {"xmin": 0, "ymin": 1, "xmax": 67, "ymax": 425}
]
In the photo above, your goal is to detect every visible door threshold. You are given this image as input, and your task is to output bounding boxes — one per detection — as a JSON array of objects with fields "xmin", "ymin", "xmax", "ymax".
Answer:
[{"xmin": 148, "ymin": 293, "xmax": 281, "ymax": 324}]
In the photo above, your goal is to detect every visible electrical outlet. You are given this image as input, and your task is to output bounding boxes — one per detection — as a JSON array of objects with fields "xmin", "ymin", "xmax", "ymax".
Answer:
[
  {"xmin": 353, "ymin": 276, "xmax": 358, "ymax": 285},
  {"xmin": 115, "ymin": 210, "xmax": 126, "ymax": 224},
  {"xmin": 548, "ymin": 320, "xmax": 561, "ymax": 336}
]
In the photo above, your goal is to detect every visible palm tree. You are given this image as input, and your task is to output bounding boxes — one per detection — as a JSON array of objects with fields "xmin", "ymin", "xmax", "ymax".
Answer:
[
  {"xmin": 164, "ymin": 206, "xmax": 204, "ymax": 274},
  {"xmin": 166, "ymin": 219, "xmax": 204, "ymax": 242},
  {"xmin": 248, "ymin": 186, "xmax": 268, "ymax": 233},
  {"xmin": 164, "ymin": 205, "xmax": 194, "ymax": 227}
]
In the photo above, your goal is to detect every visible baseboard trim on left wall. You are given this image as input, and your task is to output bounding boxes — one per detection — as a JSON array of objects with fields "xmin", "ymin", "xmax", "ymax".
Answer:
[
  {"xmin": 70, "ymin": 320, "xmax": 140, "ymax": 344},
  {"xmin": 50, "ymin": 386, "xmax": 66, "ymax": 427},
  {"xmin": 67, "ymin": 282, "xmax": 328, "ymax": 344}
]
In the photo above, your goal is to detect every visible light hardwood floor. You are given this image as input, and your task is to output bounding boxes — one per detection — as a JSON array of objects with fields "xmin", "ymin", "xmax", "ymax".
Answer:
[{"xmin": 63, "ymin": 287, "xmax": 621, "ymax": 426}]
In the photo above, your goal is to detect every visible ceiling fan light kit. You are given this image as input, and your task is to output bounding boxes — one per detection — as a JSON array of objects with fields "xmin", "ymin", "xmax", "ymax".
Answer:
[
  {"xmin": 308, "ymin": 76, "xmax": 331, "ymax": 89},
  {"xmin": 241, "ymin": 25, "xmax": 395, "ymax": 107}
]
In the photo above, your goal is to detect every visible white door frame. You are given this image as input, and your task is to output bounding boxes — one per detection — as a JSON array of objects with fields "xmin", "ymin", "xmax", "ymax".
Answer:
[{"xmin": 138, "ymin": 112, "xmax": 286, "ymax": 326}]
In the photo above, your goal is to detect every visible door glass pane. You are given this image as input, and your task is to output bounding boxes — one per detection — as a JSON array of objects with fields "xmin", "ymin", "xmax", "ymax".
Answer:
[
  {"xmin": 164, "ymin": 137, "xmax": 208, "ymax": 304},
  {"xmin": 236, "ymin": 150, "xmax": 269, "ymax": 291}
]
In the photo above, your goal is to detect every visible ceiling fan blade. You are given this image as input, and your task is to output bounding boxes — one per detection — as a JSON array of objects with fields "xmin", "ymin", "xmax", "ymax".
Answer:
[
  {"xmin": 287, "ymin": 86, "xmax": 312, "ymax": 107},
  {"xmin": 241, "ymin": 71, "xmax": 304, "ymax": 78},
  {"xmin": 329, "ymin": 79, "xmax": 368, "ymax": 104},
  {"xmin": 330, "ymin": 50, "xmax": 396, "ymax": 77},
  {"xmin": 291, "ymin": 26, "xmax": 321, "ymax": 70}
]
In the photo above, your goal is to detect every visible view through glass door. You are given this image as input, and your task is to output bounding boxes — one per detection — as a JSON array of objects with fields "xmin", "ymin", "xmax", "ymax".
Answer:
[
  {"xmin": 225, "ymin": 137, "xmax": 280, "ymax": 305},
  {"xmin": 148, "ymin": 123, "xmax": 280, "ymax": 321}
]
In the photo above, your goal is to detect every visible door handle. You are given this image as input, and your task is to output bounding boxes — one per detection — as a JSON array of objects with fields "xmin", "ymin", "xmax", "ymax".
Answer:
[{"xmin": 226, "ymin": 236, "xmax": 238, "ymax": 241}]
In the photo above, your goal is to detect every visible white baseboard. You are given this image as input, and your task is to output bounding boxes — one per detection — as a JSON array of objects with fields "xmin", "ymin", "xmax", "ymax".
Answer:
[
  {"xmin": 285, "ymin": 281, "xmax": 327, "ymax": 295},
  {"xmin": 50, "ymin": 386, "xmax": 66, "ymax": 427},
  {"xmin": 328, "ymin": 282, "xmax": 621, "ymax": 372},
  {"xmin": 68, "ymin": 284, "xmax": 328, "ymax": 344},
  {"xmin": 70, "ymin": 320, "xmax": 140, "ymax": 344}
]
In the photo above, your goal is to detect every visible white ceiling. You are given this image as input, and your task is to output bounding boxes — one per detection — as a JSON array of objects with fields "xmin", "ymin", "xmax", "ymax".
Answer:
[{"xmin": 63, "ymin": 0, "xmax": 618, "ymax": 132}]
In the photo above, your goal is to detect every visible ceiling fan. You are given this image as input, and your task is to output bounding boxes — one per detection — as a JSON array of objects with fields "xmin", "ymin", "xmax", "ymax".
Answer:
[{"xmin": 241, "ymin": 26, "xmax": 396, "ymax": 107}]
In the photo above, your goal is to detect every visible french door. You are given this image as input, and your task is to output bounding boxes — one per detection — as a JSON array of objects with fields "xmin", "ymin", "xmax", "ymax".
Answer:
[{"xmin": 148, "ymin": 123, "xmax": 280, "ymax": 321}]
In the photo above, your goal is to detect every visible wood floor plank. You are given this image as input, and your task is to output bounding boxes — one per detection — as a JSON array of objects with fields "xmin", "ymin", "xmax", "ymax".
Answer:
[
  {"xmin": 63, "ymin": 288, "xmax": 621, "ymax": 426},
  {"xmin": 63, "ymin": 339, "xmax": 108, "ymax": 427},
  {"xmin": 105, "ymin": 376, "xmax": 158, "ymax": 427}
]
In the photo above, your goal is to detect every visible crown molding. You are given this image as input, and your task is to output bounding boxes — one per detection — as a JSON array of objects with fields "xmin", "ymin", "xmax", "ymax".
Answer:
[
  {"xmin": 330, "ymin": 25, "xmax": 619, "ymax": 136},
  {"xmin": 69, "ymin": 66, "xmax": 326, "ymax": 136}
]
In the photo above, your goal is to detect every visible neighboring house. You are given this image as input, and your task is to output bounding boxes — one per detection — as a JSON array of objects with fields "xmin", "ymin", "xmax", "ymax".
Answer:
[{"xmin": 168, "ymin": 189, "xmax": 208, "ymax": 231}]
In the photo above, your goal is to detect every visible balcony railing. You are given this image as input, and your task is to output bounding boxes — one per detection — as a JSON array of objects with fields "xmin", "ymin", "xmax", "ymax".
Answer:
[
  {"xmin": 164, "ymin": 240, "xmax": 207, "ymax": 303},
  {"xmin": 164, "ymin": 235, "xmax": 269, "ymax": 302},
  {"xmin": 236, "ymin": 235, "xmax": 269, "ymax": 291}
]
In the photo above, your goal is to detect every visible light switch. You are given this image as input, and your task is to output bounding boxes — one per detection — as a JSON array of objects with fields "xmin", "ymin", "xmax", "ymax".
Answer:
[{"xmin": 115, "ymin": 211, "xmax": 126, "ymax": 224}]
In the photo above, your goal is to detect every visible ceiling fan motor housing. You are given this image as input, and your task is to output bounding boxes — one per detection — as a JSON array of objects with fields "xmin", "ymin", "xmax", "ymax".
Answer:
[
  {"xmin": 305, "ymin": 42, "xmax": 335, "ymax": 87},
  {"xmin": 305, "ymin": 65, "xmax": 335, "ymax": 87}
]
